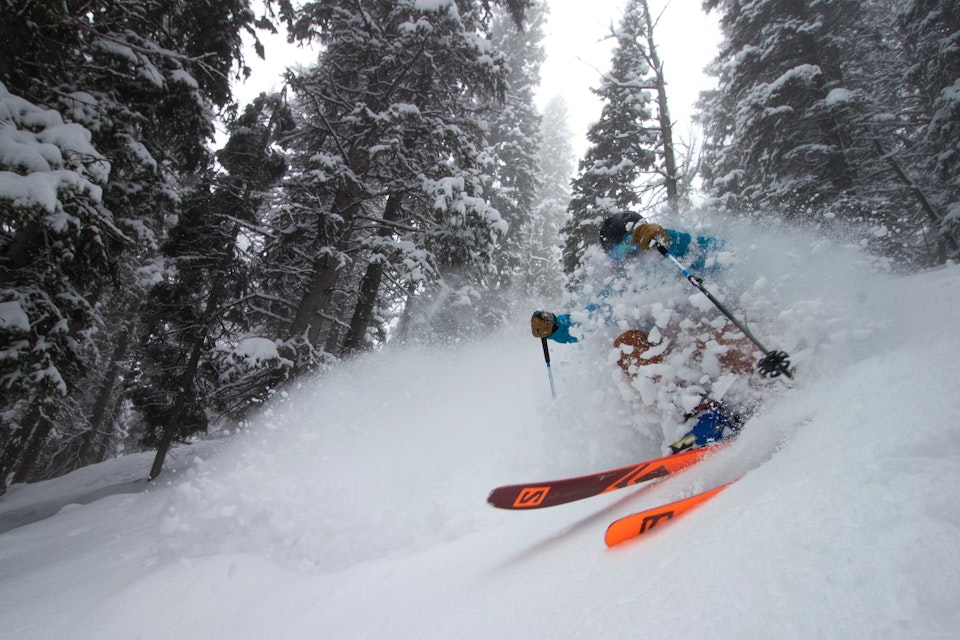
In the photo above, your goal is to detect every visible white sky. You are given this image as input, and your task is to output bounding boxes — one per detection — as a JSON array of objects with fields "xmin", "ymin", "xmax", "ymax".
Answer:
[{"xmin": 233, "ymin": 2, "xmax": 723, "ymax": 160}]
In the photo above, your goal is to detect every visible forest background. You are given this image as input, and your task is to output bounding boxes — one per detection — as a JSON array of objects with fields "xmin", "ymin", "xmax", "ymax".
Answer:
[{"xmin": 1, "ymin": 0, "xmax": 958, "ymax": 492}]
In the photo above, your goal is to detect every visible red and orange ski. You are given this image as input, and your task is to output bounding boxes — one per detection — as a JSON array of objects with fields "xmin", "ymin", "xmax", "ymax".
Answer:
[
  {"xmin": 604, "ymin": 480, "xmax": 737, "ymax": 547},
  {"xmin": 487, "ymin": 442, "xmax": 726, "ymax": 510}
]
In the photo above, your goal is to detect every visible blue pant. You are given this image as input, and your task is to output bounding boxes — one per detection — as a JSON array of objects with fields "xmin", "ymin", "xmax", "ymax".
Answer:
[
  {"xmin": 670, "ymin": 406, "xmax": 741, "ymax": 454},
  {"xmin": 688, "ymin": 407, "xmax": 741, "ymax": 446}
]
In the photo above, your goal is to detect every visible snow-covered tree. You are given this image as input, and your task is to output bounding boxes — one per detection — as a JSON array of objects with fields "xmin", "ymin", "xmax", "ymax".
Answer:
[
  {"xmin": 562, "ymin": 0, "xmax": 660, "ymax": 275},
  {"xmin": 699, "ymin": 0, "xmax": 959, "ymax": 263},
  {"xmin": 0, "ymin": 0, "xmax": 270, "ymax": 487},
  {"xmin": 132, "ymin": 94, "xmax": 293, "ymax": 480},
  {"xmin": 484, "ymin": 2, "xmax": 546, "ymax": 296},
  {"xmin": 0, "ymin": 0, "xmax": 535, "ymax": 485},
  {"xmin": 899, "ymin": 0, "xmax": 960, "ymax": 260},
  {"xmin": 0, "ymin": 84, "xmax": 114, "ymax": 491},
  {"xmin": 528, "ymin": 96, "xmax": 575, "ymax": 299},
  {"xmin": 700, "ymin": 0, "xmax": 864, "ymax": 215},
  {"xmin": 252, "ymin": 0, "xmax": 512, "ymax": 364}
]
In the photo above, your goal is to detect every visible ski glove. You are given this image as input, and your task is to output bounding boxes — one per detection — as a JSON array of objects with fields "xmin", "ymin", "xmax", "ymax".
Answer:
[
  {"xmin": 631, "ymin": 223, "xmax": 670, "ymax": 250},
  {"xmin": 531, "ymin": 310, "xmax": 558, "ymax": 339}
]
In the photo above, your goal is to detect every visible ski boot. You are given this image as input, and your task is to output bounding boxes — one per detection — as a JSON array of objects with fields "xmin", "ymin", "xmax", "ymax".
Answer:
[{"xmin": 669, "ymin": 402, "xmax": 742, "ymax": 454}]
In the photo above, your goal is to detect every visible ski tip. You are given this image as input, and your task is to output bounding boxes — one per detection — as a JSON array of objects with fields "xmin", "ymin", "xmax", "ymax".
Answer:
[
  {"xmin": 487, "ymin": 485, "xmax": 553, "ymax": 509},
  {"xmin": 604, "ymin": 480, "xmax": 736, "ymax": 547}
]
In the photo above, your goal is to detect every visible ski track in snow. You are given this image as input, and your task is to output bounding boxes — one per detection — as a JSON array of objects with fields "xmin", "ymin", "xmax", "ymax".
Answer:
[{"xmin": 2, "ymin": 227, "xmax": 960, "ymax": 639}]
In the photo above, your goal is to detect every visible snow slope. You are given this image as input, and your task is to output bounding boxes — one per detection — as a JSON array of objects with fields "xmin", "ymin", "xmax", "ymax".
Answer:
[{"xmin": 2, "ymin": 229, "xmax": 960, "ymax": 640}]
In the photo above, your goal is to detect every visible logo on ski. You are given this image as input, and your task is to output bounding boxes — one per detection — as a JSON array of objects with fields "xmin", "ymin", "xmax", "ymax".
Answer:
[
  {"xmin": 512, "ymin": 486, "xmax": 551, "ymax": 508},
  {"xmin": 638, "ymin": 511, "xmax": 674, "ymax": 533}
]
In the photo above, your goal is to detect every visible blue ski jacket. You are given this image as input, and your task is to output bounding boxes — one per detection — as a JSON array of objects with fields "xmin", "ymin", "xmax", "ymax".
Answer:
[{"xmin": 546, "ymin": 227, "xmax": 723, "ymax": 344}]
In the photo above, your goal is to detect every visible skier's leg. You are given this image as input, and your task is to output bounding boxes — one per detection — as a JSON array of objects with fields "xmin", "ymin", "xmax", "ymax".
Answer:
[{"xmin": 669, "ymin": 403, "xmax": 742, "ymax": 454}]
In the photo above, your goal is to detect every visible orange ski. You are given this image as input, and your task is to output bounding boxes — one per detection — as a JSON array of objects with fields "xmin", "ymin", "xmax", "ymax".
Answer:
[
  {"xmin": 487, "ymin": 443, "xmax": 727, "ymax": 510},
  {"xmin": 604, "ymin": 480, "xmax": 737, "ymax": 547}
]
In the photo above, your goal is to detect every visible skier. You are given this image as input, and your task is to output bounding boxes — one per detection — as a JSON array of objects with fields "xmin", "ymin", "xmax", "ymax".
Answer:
[{"xmin": 531, "ymin": 212, "xmax": 755, "ymax": 454}]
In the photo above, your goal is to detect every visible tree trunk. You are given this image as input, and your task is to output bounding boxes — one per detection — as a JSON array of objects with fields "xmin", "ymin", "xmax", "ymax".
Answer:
[
  {"xmin": 11, "ymin": 408, "xmax": 54, "ymax": 484},
  {"xmin": 77, "ymin": 309, "xmax": 138, "ymax": 467},
  {"xmin": 289, "ymin": 253, "xmax": 342, "ymax": 347},
  {"xmin": 340, "ymin": 194, "xmax": 404, "ymax": 356},
  {"xmin": 0, "ymin": 403, "xmax": 41, "ymax": 494},
  {"xmin": 289, "ymin": 184, "xmax": 363, "ymax": 349},
  {"xmin": 340, "ymin": 263, "xmax": 383, "ymax": 356},
  {"xmin": 640, "ymin": 1, "xmax": 679, "ymax": 211},
  {"xmin": 148, "ymin": 223, "xmax": 240, "ymax": 481},
  {"xmin": 873, "ymin": 140, "xmax": 955, "ymax": 262},
  {"xmin": 148, "ymin": 324, "xmax": 207, "ymax": 481}
]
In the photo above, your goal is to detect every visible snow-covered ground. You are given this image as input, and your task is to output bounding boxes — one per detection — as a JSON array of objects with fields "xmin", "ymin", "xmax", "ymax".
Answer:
[{"xmin": 3, "ymin": 226, "xmax": 960, "ymax": 640}]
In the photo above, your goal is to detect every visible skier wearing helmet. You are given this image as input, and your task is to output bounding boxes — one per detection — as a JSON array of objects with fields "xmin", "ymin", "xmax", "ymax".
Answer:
[{"xmin": 531, "ymin": 212, "xmax": 755, "ymax": 454}]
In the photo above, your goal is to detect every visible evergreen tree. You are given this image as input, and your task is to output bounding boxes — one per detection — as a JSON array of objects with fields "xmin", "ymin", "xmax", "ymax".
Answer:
[
  {"xmin": 485, "ymin": 2, "xmax": 546, "ymax": 296},
  {"xmin": 529, "ymin": 96, "xmax": 575, "ymax": 299},
  {"xmin": 699, "ymin": 0, "xmax": 957, "ymax": 263},
  {"xmin": 0, "ymin": 0, "xmax": 270, "ymax": 487},
  {"xmin": 899, "ymin": 0, "xmax": 960, "ymax": 260},
  {"xmin": 133, "ymin": 94, "xmax": 292, "ymax": 480},
  {"xmin": 1, "ymin": 0, "xmax": 534, "ymax": 484},
  {"xmin": 562, "ymin": 0, "xmax": 659, "ymax": 275},
  {"xmin": 0, "ymin": 83, "xmax": 114, "ymax": 491},
  {"xmin": 700, "ymin": 0, "xmax": 863, "ymax": 216},
  {"xmin": 251, "ymin": 0, "xmax": 512, "ymax": 367}
]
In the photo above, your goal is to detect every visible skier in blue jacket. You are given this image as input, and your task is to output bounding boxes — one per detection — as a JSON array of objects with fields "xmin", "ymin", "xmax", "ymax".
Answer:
[{"xmin": 531, "ymin": 212, "xmax": 753, "ymax": 454}]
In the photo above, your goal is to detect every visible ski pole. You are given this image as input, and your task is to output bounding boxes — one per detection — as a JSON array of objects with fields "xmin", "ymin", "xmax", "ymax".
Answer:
[
  {"xmin": 652, "ymin": 239, "xmax": 793, "ymax": 379},
  {"xmin": 541, "ymin": 337, "xmax": 557, "ymax": 398}
]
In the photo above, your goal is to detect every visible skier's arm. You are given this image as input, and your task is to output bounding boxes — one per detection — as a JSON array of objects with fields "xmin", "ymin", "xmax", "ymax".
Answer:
[
  {"xmin": 632, "ymin": 224, "xmax": 723, "ymax": 273},
  {"xmin": 531, "ymin": 311, "xmax": 579, "ymax": 343}
]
